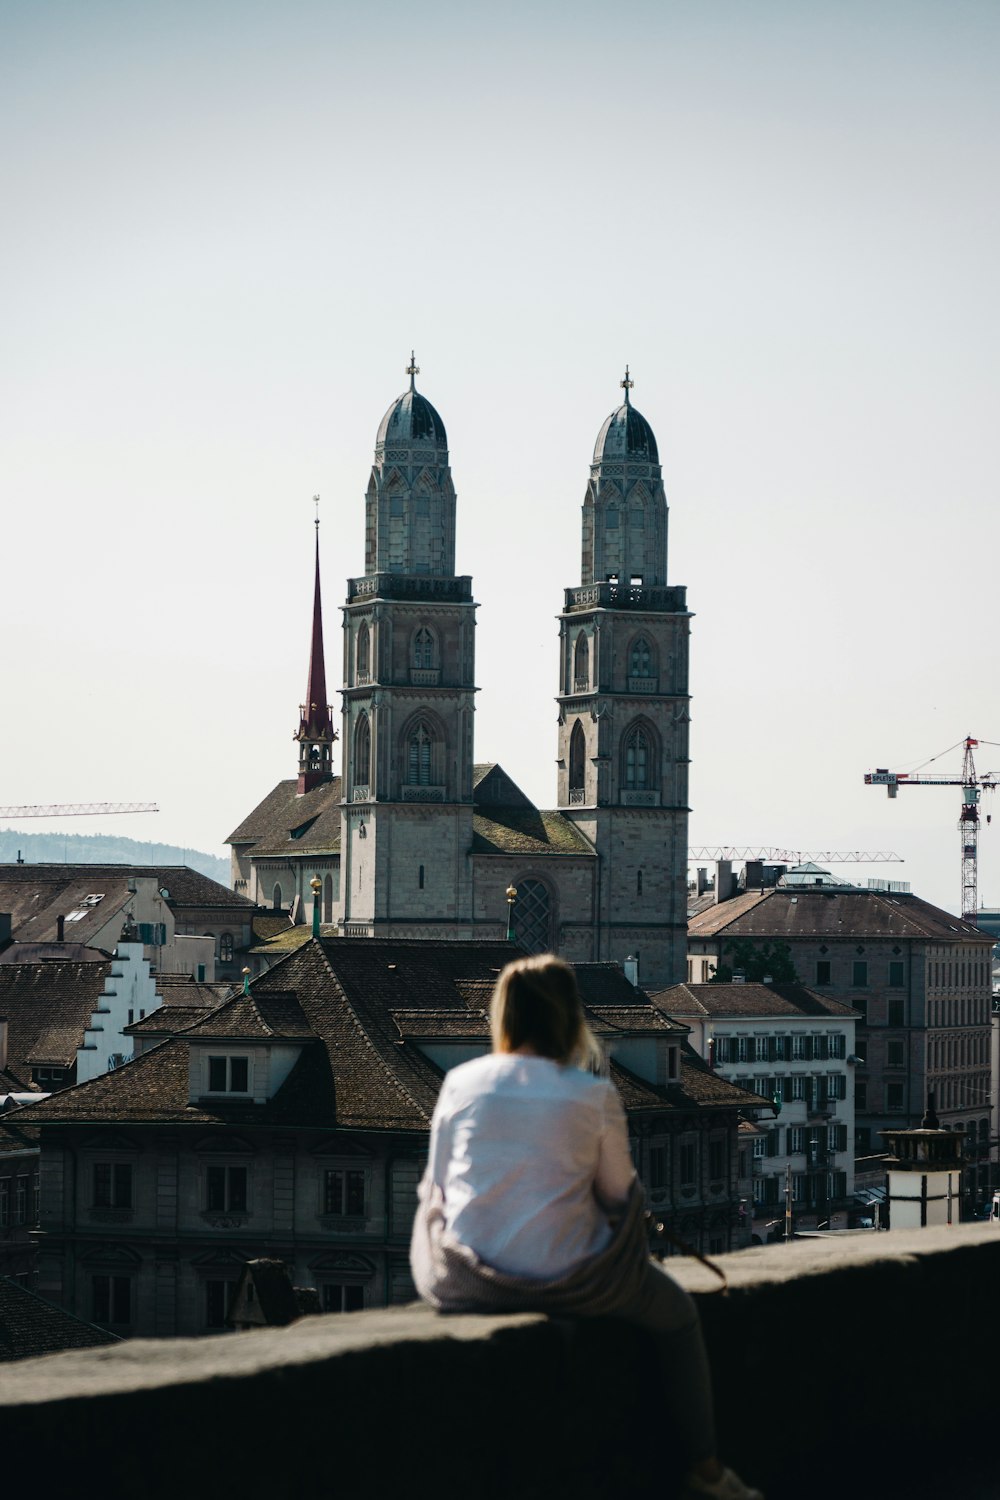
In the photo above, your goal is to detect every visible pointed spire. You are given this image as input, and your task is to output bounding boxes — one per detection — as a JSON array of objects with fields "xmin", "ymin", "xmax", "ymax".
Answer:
[{"xmin": 296, "ymin": 499, "xmax": 337, "ymax": 793}]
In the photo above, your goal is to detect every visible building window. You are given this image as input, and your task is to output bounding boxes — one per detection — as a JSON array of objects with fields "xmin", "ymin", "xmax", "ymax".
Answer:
[
  {"xmin": 92, "ymin": 1274, "xmax": 131, "ymax": 1326},
  {"xmin": 886, "ymin": 1039, "xmax": 905, "ymax": 1068},
  {"xmin": 272, "ymin": 883, "xmax": 283, "ymax": 911},
  {"xmin": 324, "ymin": 1169, "xmax": 366, "ymax": 1217},
  {"xmin": 322, "ymin": 1283, "xmax": 365, "ymax": 1314},
  {"xmin": 649, "ymin": 1145, "xmax": 667, "ymax": 1191},
  {"xmin": 573, "ymin": 632, "xmax": 589, "ymax": 691},
  {"xmin": 418, "ymin": 864, "xmax": 425, "ymax": 890},
  {"xmin": 568, "ymin": 720, "xmax": 586, "ymax": 793},
  {"xmin": 205, "ymin": 1279, "xmax": 237, "ymax": 1330},
  {"xmin": 510, "ymin": 878, "xmax": 552, "ymax": 955},
  {"xmin": 406, "ymin": 721, "xmax": 433, "ymax": 785},
  {"xmin": 679, "ymin": 1141, "xmax": 697, "ymax": 1184},
  {"xmin": 324, "ymin": 874, "xmax": 333, "ymax": 922},
  {"xmin": 355, "ymin": 712, "xmax": 371, "ymax": 787},
  {"xmin": 887, "ymin": 999, "xmax": 904, "ymax": 1027},
  {"xmin": 789, "ymin": 1127, "xmax": 806, "ymax": 1155},
  {"xmin": 622, "ymin": 723, "xmax": 653, "ymax": 791},
  {"xmin": 629, "ymin": 637, "xmax": 653, "ymax": 678},
  {"xmin": 412, "ymin": 628, "xmax": 434, "ymax": 670},
  {"xmin": 356, "ymin": 622, "xmax": 370, "ymax": 679},
  {"xmin": 637, "ymin": 870, "xmax": 643, "ymax": 897},
  {"xmin": 855, "ymin": 1078, "xmax": 868, "ymax": 1111},
  {"xmin": 888, "ymin": 960, "xmax": 905, "ymax": 987},
  {"xmin": 207, "ymin": 1165, "xmax": 248, "ymax": 1213},
  {"xmin": 219, "ymin": 934, "xmax": 234, "ymax": 964},
  {"xmin": 886, "ymin": 1082, "xmax": 905, "ymax": 1112},
  {"xmin": 15, "ymin": 1176, "xmax": 29, "ymax": 1225},
  {"xmin": 0, "ymin": 1179, "xmax": 10, "ymax": 1228},
  {"xmin": 708, "ymin": 1139, "xmax": 725, "ymax": 1180},
  {"xmin": 94, "ymin": 1163, "xmax": 133, "ymax": 1209},
  {"xmin": 207, "ymin": 1056, "xmax": 250, "ymax": 1093},
  {"xmin": 815, "ymin": 960, "xmax": 831, "ymax": 986},
  {"xmin": 852, "ymin": 961, "xmax": 868, "ymax": 987}
]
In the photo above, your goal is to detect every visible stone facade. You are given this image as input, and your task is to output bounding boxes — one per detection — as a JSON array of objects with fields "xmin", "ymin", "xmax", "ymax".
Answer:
[{"xmin": 229, "ymin": 368, "xmax": 690, "ymax": 990}]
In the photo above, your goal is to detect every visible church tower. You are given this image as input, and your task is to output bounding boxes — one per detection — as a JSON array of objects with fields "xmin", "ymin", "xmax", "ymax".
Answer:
[
  {"xmin": 337, "ymin": 357, "xmax": 477, "ymax": 936},
  {"xmin": 295, "ymin": 511, "xmax": 337, "ymax": 794},
  {"xmin": 556, "ymin": 371, "xmax": 691, "ymax": 987}
]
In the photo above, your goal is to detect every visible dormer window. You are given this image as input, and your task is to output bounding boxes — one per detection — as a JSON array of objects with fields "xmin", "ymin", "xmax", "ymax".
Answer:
[{"xmin": 208, "ymin": 1056, "xmax": 249, "ymax": 1093}]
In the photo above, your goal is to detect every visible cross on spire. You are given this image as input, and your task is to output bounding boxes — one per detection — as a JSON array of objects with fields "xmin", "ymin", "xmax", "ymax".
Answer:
[
  {"xmin": 313, "ymin": 493, "xmax": 320, "ymax": 531},
  {"xmin": 620, "ymin": 365, "xmax": 634, "ymax": 404},
  {"xmin": 406, "ymin": 351, "xmax": 420, "ymax": 391}
]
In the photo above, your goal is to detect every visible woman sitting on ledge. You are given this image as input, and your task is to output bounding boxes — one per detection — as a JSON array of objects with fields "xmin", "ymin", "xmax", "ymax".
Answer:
[{"xmin": 411, "ymin": 953, "xmax": 762, "ymax": 1500}]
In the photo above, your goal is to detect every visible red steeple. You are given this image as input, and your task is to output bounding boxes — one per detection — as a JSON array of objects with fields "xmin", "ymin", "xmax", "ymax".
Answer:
[{"xmin": 295, "ymin": 505, "xmax": 337, "ymax": 793}]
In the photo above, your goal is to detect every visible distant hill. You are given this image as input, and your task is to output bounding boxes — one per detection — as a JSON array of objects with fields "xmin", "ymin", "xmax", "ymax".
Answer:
[{"xmin": 0, "ymin": 828, "xmax": 231, "ymax": 887}]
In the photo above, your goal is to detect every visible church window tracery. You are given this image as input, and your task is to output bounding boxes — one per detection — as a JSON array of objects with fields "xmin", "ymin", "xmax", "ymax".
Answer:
[
  {"xmin": 629, "ymin": 637, "xmax": 654, "ymax": 678},
  {"xmin": 406, "ymin": 721, "xmax": 433, "ymax": 785},
  {"xmin": 511, "ymin": 878, "xmax": 552, "ymax": 955},
  {"xmin": 622, "ymin": 722, "xmax": 657, "ymax": 791},
  {"xmin": 569, "ymin": 720, "xmax": 586, "ymax": 793},
  {"xmin": 355, "ymin": 713, "xmax": 371, "ymax": 788},
  {"xmin": 356, "ymin": 624, "xmax": 370, "ymax": 681},
  {"xmin": 412, "ymin": 628, "xmax": 435, "ymax": 670},
  {"xmin": 573, "ymin": 632, "xmax": 589, "ymax": 692}
]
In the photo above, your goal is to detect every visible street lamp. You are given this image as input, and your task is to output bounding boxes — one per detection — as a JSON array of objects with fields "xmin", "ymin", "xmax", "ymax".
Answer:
[{"xmin": 505, "ymin": 883, "xmax": 518, "ymax": 943}]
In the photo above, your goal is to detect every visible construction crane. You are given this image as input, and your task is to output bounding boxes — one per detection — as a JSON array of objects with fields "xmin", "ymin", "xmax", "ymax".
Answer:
[
  {"xmin": 688, "ymin": 847, "xmax": 902, "ymax": 863},
  {"xmin": 865, "ymin": 736, "xmax": 1000, "ymax": 921},
  {"xmin": 0, "ymin": 802, "xmax": 159, "ymax": 818}
]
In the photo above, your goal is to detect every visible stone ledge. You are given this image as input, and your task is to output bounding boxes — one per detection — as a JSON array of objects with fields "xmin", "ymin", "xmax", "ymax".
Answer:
[{"xmin": 3, "ymin": 1225, "xmax": 999, "ymax": 1499}]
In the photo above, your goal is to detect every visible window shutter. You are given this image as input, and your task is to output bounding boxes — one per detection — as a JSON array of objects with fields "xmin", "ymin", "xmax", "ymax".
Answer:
[{"xmin": 803, "ymin": 1037, "xmax": 814, "ymax": 1061}]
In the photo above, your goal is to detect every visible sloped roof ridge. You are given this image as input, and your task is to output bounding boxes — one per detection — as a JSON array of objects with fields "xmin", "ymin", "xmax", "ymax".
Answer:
[{"xmin": 306, "ymin": 940, "xmax": 433, "ymax": 1124}]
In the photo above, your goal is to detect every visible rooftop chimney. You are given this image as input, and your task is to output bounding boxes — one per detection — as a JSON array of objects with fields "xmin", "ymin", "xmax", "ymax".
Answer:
[
  {"xmin": 623, "ymin": 954, "xmax": 639, "ymax": 987},
  {"xmin": 714, "ymin": 860, "xmax": 733, "ymax": 904}
]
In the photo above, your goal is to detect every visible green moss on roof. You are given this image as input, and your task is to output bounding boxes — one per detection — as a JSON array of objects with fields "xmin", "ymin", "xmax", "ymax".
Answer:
[
  {"xmin": 250, "ymin": 924, "xmax": 337, "ymax": 956},
  {"xmin": 472, "ymin": 810, "xmax": 594, "ymax": 856}
]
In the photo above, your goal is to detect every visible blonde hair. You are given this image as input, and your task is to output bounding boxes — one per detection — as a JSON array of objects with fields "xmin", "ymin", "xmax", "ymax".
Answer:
[{"xmin": 489, "ymin": 954, "xmax": 601, "ymax": 1070}]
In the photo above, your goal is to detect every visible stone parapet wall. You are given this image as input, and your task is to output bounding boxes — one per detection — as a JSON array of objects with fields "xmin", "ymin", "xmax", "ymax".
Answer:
[{"xmin": 3, "ymin": 1225, "xmax": 999, "ymax": 1499}]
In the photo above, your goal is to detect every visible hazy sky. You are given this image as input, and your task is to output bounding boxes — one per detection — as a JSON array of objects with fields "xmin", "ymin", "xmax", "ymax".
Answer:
[{"xmin": 3, "ymin": 0, "xmax": 998, "ymax": 914}]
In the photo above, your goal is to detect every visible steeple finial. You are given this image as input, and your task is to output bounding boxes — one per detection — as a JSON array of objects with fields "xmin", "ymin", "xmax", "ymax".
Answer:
[
  {"xmin": 406, "ymin": 350, "xmax": 420, "ymax": 392},
  {"xmin": 295, "ymin": 500, "xmax": 337, "ymax": 793},
  {"xmin": 620, "ymin": 365, "xmax": 634, "ymax": 405}
]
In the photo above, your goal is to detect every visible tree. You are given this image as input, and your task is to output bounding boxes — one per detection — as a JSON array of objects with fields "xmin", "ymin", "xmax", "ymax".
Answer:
[{"xmin": 708, "ymin": 938, "xmax": 798, "ymax": 985}]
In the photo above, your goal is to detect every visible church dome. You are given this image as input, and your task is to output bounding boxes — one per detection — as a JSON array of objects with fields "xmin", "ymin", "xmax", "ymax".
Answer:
[
  {"xmin": 376, "ymin": 371, "xmax": 447, "ymax": 450},
  {"xmin": 593, "ymin": 373, "xmax": 658, "ymax": 464}
]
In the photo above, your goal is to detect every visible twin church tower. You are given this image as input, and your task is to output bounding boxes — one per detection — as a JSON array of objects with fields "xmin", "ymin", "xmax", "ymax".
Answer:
[{"xmin": 229, "ymin": 360, "xmax": 691, "ymax": 987}]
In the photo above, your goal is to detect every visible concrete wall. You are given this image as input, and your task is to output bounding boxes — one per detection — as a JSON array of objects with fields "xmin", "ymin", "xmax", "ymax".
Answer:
[{"xmin": 4, "ymin": 1223, "xmax": 999, "ymax": 1499}]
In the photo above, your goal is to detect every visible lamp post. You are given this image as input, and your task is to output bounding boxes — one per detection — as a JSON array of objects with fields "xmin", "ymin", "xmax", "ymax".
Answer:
[
  {"xmin": 505, "ymin": 883, "xmax": 518, "ymax": 943},
  {"xmin": 310, "ymin": 874, "xmax": 322, "ymax": 938}
]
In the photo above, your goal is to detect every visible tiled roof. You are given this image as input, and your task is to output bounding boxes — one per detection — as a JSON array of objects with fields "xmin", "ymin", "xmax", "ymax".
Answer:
[
  {"xmin": 0, "ymin": 961, "xmax": 112, "ymax": 1088},
  {"xmin": 472, "ymin": 809, "xmax": 594, "ymax": 856},
  {"xmin": 0, "ymin": 864, "xmax": 256, "ymax": 924},
  {"xmin": 392, "ymin": 1009, "xmax": 489, "ymax": 1039},
  {"xmin": 611, "ymin": 1048, "xmax": 769, "ymax": 1112},
  {"xmin": 184, "ymin": 990, "xmax": 318, "ymax": 1040},
  {"xmin": 688, "ymin": 888, "xmax": 989, "ymax": 942},
  {"xmin": 125, "ymin": 1006, "xmax": 212, "ymax": 1037},
  {"xmin": 226, "ymin": 778, "xmax": 342, "ymax": 855},
  {"xmin": 16, "ymin": 940, "xmax": 764, "ymax": 1133},
  {"xmin": 0, "ymin": 1277, "xmax": 119, "ymax": 1362},
  {"xmin": 151, "ymin": 974, "xmax": 233, "ymax": 1008},
  {"xmin": 253, "ymin": 915, "xmax": 296, "ymax": 941},
  {"xmin": 651, "ymin": 982, "xmax": 860, "ymax": 1021}
]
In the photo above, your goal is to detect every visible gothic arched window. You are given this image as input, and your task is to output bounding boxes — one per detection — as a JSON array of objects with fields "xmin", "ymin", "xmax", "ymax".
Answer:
[
  {"xmin": 511, "ymin": 878, "xmax": 552, "ymax": 955},
  {"xmin": 356, "ymin": 623, "xmax": 370, "ymax": 681},
  {"xmin": 355, "ymin": 713, "xmax": 371, "ymax": 788},
  {"xmin": 323, "ymin": 874, "xmax": 333, "ymax": 923},
  {"xmin": 569, "ymin": 720, "xmax": 586, "ymax": 793},
  {"xmin": 573, "ymin": 632, "xmax": 589, "ymax": 692},
  {"xmin": 622, "ymin": 722, "xmax": 656, "ymax": 791},
  {"xmin": 629, "ymin": 636, "xmax": 653, "ymax": 678},
  {"xmin": 406, "ymin": 720, "xmax": 433, "ymax": 785},
  {"xmin": 272, "ymin": 883, "xmax": 283, "ymax": 911},
  {"xmin": 412, "ymin": 628, "xmax": 434, "ymax": 670}
]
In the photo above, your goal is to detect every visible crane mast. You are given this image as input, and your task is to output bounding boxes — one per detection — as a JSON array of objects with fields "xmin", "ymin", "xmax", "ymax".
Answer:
[{"xmin": 864, "ymin": 736, "xmax": 998, "ymax": 921}]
